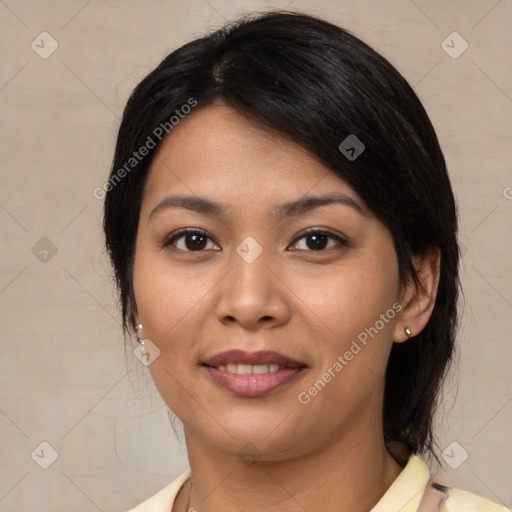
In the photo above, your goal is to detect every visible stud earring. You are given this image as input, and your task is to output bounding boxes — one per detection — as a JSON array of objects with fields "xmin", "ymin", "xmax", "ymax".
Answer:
[
  {"xmin": 405, "ymin": 327, "xmax": 412, "ymax": 338},
  {"xmin": 135, "ymin": 324, "xmax": 144, "ymax": 346}
]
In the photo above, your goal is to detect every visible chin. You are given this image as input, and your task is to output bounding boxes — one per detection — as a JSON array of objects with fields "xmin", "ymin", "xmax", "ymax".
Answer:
[{"xmin": 194, "ymin": 408, "xmax": 310, "ymax": 458}]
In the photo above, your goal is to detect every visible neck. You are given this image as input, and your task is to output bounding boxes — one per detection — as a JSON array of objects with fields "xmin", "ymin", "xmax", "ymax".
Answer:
[{"xmin": 176, "ymin": 424, "xmax": 403, "ymax": 512}]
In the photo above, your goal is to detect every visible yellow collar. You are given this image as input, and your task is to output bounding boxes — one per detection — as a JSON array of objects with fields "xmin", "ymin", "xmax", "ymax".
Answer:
[{"xmin": 371, "ymin": 454, "xmax": 430, "ymax": 512}]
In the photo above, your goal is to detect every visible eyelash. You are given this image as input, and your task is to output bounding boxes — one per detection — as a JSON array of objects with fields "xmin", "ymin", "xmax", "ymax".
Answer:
[{"xmin": 163, "ymin": 227, "xmax": 348, "ymax": 253}]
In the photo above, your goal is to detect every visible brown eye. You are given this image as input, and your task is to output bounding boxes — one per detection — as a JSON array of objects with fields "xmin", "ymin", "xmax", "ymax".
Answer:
[
  {"xmin": 290, "ymin": 229, "xmax": 347, "ymax": 252},
  {"xmin": 305, "ymin": 233, "xmax": 329, "ymax": 250},
  {"xmin": 184, "ymin": 233, "xmax": 208, "ymax": 250},
  {"xmin": 166, "ymin": 229, "xmax": 220, "ymax": 252}
]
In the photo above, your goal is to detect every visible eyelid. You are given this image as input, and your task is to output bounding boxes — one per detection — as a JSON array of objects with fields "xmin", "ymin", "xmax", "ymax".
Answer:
[
  {"xmin": 162, "ymin": 227, "xmax": 348, "ymax": 253},
  {"xmin": 163, "ymin": 228, "xmax": 220, "ymax": 251},
  {"xmin": 288, "ymin": 227, "xmax": 348, "ymax": 251}
]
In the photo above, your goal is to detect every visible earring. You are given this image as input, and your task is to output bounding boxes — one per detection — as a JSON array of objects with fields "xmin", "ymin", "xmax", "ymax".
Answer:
[
  {"xmin": 135, "ymin": 324, "xmax": 145, "ymax": 346},
  {"xmin": 405, "ymin": 327, "xmax": 412, "ymax": 338}
]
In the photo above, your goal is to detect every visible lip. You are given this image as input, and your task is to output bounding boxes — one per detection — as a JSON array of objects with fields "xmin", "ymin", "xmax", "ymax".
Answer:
[
  {"xmin": 203, "ymin": 349, "xmax": 303, "ymax": 368},
  {"xmin": 201, "ymin": 350, "xmax": 307, "ymax": 397}
]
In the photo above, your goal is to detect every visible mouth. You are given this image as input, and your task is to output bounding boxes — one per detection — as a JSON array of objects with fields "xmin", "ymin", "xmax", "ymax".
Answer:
[
  {"xmin": 212, "ymin": 363, "xmax": 283, "ymax": 374},
  {"xmin": 201, "ymin": 350, "xmax": 307, "ymax": 397}
]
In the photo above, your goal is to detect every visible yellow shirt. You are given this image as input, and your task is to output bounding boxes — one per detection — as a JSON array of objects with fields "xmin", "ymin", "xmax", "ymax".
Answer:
[{"xmin": 127, "ymin": 455, "xmax": 510, "ymax": 511}]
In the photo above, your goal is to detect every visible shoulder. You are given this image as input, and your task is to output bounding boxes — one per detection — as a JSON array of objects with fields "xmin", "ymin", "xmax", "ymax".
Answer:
[
  {"xmin": 420, "ymin": 482, "xmax": 511, "ymax": 512},
  {"xmin": 126, "ymin": 469, "xmax": 191, "ymax": 512}
]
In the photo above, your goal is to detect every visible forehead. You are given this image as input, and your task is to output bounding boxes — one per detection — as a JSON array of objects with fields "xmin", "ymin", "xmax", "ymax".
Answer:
[{"xmin": 142, "ymin": 105, "xmax": 365, "ymax": 213}]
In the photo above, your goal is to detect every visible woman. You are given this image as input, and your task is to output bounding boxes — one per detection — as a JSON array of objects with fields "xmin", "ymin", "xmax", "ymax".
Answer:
[{"xmin": 103, "ymin": 10, "xmax": 509, "ymax": 512}]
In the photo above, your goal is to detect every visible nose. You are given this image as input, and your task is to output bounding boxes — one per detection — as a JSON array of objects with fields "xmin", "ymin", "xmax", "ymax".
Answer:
[{"xmin": 215, "ymin": 252, "xmax": 292, "ymax": 330}]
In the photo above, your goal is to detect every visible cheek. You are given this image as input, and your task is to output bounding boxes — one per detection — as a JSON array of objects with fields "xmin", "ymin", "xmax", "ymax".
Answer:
[
  {"xmin": 132, "ymin": 248, "xmax": 209, "ymax": 409},
  {"xmin": 132, "ymin": 246, "xmax": 207, "ymax": 339},
  {"xmin": 291, "ymin": 256, "xmax": 399, "ymax": 343},
  {"xmin": 294, "ymin": 261, "xmax": 400, "ymax": 406},
  {"xmin": 294, "ymin": 267, "xmax": 398, "ymax": 423}
]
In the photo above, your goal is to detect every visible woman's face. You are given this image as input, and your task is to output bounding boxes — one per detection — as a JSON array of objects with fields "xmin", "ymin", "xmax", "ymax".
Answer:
[{"xmin": 133, "ymin": 105, "xmax": 408, "ymax": 460}]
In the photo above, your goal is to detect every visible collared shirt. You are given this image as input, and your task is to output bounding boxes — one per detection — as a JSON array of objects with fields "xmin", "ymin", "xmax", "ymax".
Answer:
[{"xmin": 127, "ymin": 455, "xmax": 510, "ymax": 512}]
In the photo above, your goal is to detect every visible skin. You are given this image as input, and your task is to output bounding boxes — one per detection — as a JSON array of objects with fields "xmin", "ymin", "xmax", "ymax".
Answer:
[{"xmin": 132, "ymin": 104, "xmax": 440, "ymax": 512}]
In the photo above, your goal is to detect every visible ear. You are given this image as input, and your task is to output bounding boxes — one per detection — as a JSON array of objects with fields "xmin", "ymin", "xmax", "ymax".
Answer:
[{"xmin": 393, "ymin": 247, "xmax": 441, "ymax": 343}]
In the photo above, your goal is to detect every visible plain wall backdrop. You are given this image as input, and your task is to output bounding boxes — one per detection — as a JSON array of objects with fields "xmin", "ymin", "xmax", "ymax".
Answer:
[{"xmin": 0, "ymin": 0, "xmax": 511, "ymax": 510}]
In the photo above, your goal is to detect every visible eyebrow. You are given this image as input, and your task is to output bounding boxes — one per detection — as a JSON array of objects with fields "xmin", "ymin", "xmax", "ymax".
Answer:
[{"xmin": 148, "ymin": 192, "xmax": 366, "ymax": 222}]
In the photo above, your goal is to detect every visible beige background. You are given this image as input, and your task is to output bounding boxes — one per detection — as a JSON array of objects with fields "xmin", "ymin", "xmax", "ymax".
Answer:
[{"xmin": 0, "ymin": 0, "xmax": 511, "ymax": 510}]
